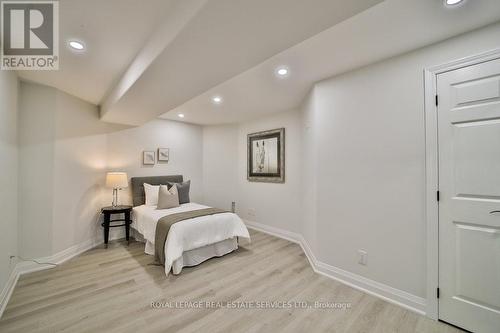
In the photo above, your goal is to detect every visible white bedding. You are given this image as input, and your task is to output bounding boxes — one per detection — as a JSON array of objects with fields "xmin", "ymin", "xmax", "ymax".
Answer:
[{"xmin": 132, "ymin": 203, "xmax": 250, "ymax": 276}]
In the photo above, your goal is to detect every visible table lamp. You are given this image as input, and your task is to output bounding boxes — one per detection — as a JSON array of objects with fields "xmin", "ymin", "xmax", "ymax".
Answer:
[{"xmin": 106, "ymin": 172, "xmax": 128, "ymax": 207}]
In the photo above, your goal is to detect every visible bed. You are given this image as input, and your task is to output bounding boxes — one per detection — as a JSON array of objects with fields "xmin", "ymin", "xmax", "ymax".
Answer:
[{"xmin": 130, "ymin": 175, "xmax": 250, "ymax": 276}]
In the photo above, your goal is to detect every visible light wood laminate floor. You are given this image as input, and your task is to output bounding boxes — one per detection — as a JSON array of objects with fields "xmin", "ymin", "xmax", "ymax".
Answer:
[{"xmin": 0, "ymin": 229, "xmax": 463, "ymax": 333}]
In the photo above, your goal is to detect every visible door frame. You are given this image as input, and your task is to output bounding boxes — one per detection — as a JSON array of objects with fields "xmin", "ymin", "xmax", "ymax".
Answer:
[{"xmin": 423, "ymin": 48, "xmax": 500, "ymax": 320}]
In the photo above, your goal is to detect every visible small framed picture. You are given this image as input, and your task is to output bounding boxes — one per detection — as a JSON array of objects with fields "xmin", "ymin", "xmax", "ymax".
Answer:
[
  {"xmin": 158, "ymin": 148, "xmax": 169, "ymax": 162},
  {"xmin": 143, "ymin": 151, "xmax": 155, "ymax": 165}
]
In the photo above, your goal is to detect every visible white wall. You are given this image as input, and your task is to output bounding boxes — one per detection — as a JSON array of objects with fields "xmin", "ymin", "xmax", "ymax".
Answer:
[
  {"xmin": 202, "ymin": 125, "xmax": 238, "ymax": 211},
  {"xmin": 18, "ymin": 82, "xmax": 110, "ymax": 256},
  {"xmin": 304, "ymin": 64, "xmax": 428, "ymax": 297},
  {"xmin": 235, "ymin": 111, "xmax": 302, "ymax": 233},
  {"xmin": 51, "ymin": 91, "xmax": 114, "ymax": 254},
  {"xmin": 299, "ymin": 91, "xmax": 318, "ymax": 254},
  {"xmin": 0, "ymin": 71, "xmax": 19, "ymax": 292},
  {"xmin": 203, "ymin": 23, "xmax": 500, "ymax": 304},
  {"xmin": 301, "ymin": 22, "xmax": 500, "ymax": 299},
  {"xmin": 17, "ymin": 82, "xmax": 204, "ymax": 257},
  {"xmin": 202, "ymin": 109, "xmax": 303, "ymax": 233},
  {"xmin": 106, "ymin": 119, "xmax": 203, "ymax": 205},
  {"xmin": 18, "ymin": 82, "xmax": 55, "ymax": 258}
]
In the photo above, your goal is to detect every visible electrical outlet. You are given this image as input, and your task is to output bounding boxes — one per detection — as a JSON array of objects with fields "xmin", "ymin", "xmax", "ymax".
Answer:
[
  {"xmin": 358, "ymin": 250, "xmax": 367, "ymax": 265},
  {"xmin": 9, "ymin": 254, "xmax": 16, "ymax": 266}
]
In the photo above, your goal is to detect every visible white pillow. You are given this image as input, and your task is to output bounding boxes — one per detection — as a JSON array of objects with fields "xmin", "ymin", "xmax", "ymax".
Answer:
[
  {"xmin": 157, "ymin": 185, "xmax": 180, "ymax": 209},
  {"xmin": 143, "ymin": 183, "xmax": 160, "ymax": 206}
]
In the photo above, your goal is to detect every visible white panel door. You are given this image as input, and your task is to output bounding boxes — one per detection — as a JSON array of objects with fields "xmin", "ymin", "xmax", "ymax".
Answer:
[{"xmin": 437, "ymin": 58, "xmax": 500, "ymax": 333}]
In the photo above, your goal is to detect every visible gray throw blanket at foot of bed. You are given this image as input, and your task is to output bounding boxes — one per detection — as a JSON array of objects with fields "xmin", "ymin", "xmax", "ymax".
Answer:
[{"xmin": 154, "ymin": 208, "xmax": 228, "ymax": 266}]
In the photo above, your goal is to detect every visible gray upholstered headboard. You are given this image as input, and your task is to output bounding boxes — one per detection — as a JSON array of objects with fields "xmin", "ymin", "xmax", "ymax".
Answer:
[{"xmin": 130, "ymin": 175, "xmax": 183, "ymax": 206}]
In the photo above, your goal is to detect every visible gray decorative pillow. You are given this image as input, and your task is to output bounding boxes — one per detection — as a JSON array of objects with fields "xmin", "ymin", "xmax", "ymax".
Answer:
[
  {"xmin": 157, "ymin": 184, "xmax": 179, "ymax": 209},
  {"xmin": 167, "ymin": 180, "xmax": 190, "ymax": 204}
]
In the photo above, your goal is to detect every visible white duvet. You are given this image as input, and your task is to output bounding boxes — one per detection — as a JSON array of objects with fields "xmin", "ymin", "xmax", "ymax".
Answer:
[{"xmin": 132, "ymin": 203, "xmax": 250, "ymax": 276}]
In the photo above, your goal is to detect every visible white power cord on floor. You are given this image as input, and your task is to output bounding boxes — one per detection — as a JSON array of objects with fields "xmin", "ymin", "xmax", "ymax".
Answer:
[{"xmin": 11, "ymin": 255, "xmax": 58, "ymax": 266}]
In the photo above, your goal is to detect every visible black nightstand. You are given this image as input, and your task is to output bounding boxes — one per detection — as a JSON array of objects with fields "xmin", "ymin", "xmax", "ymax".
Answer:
[{"xmin": 101, "ymin": 205, "xmax": 133, "ymax": 247}]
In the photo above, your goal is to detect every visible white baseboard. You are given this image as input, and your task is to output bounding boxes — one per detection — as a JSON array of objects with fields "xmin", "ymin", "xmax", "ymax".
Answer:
[
  {"xmin": 244, "ymin": 220, "xmax": 302, "ymax": 244},
  {"xmin": 0, "ymin": 234, "xmax": 127, "ymax": 318},
  {"xmin": 244, "ymin": 220, "xmax": 426, "ymax": 315},
  {"xmin": 0, "ymin": 265, "xmax": 21, "ymax": 321}
]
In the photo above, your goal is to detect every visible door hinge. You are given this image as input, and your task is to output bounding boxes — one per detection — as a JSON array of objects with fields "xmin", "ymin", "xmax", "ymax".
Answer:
[
  {"xmin": 435, "ymin": 95, "xmax": 439, "ymax": 106},
  {"xmin": 437, "ymin": 287, "xmax": 440, "ymax": 299},
  {"xmin": 437, "ymin": 191, "xmax": 440, "ymax": 202}
]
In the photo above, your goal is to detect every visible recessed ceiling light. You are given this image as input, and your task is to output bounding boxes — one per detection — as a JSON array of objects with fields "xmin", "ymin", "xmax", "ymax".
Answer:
[
  {"xmin": 445, "ymin": 0, "xmax": 464, "ymax": 6},
  {"xmin": 275, "ymin": 66, "xmax": 290, "ymax": 78},
  {"xmin": 212, "ymin": 96, "xmax": 223, "ymax": 104},
  {"xmin": 68, "ymin": 40, "xmax": 85, "ymax": 51},
  {"xmin": 278, "ymin": 68, "xmax": 288, "ymax": 76},
  {"xmin": 178, "ymin": 113, "xmax": 185, "ymax": 118}
]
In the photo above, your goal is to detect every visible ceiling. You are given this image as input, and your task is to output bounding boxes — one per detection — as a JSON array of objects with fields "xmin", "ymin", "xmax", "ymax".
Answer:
[
  {"xmin": 17, "ymin": 0, "xmax": 175, "ymax": 105},
  {"xmin": 161, "ymin": 0, "xmax": 500, "ymax": 125},
  {"xmin": 100, "ymin": 0, "xmax": 383, "ymax": 125},
  {"xmin": 14, "ymin": 0, "xmax": 500, "ymax": 126}
]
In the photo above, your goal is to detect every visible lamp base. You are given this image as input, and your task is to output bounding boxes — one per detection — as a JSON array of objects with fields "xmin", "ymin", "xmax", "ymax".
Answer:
[{"xmin": 112, "ymin": 188, "xmax": 119, "ymax": 207}]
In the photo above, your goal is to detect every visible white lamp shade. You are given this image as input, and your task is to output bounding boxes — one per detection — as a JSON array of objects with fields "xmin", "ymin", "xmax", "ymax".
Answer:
[{"xmin": 106, "ymin": 172, "xmax": 128, "ymax": 189}]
